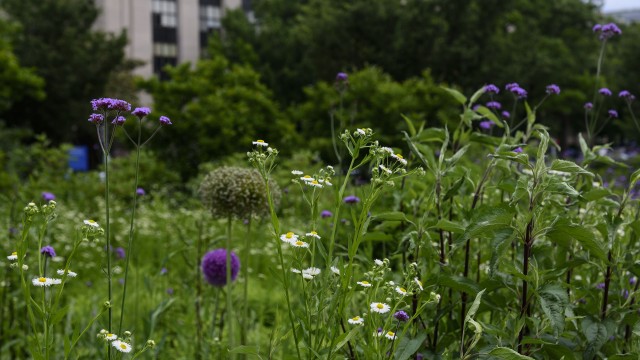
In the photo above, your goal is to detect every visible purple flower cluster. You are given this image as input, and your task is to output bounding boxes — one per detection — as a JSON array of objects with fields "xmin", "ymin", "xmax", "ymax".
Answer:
[
  {"xmin": 545, "ymin": 84, "xmax": 561, "ymax": 95},
  {"xmin": 40, "ymin": 245, "xmax": 56, "ymax": 258},
  {"xmin": 619, "ymin": 90, "xmax": 636, "ymax": 101},
  {"xmin": 321, "ymin": 210, "xmax": 333, "ymax": 218},
  {"xmin": 584, "ymin": 102, "xmax": 593, "ymax": 110},
  {"xmin": 608, "ymin": 109, "xmax": 618, "ymax": 118},
  {"xmin": 115, "ymin": 247, "xmax": 126, "ymax": 259},
  {"xmin": 394, "ymin": 310, "xmax": 410, "ymax": 322},
  {"xmin": 484, "ymin": 84, "xmax": 500, "ymax": 94},
  {"xmin": 91, "ymin": 98, "xmax": 131, "ymax": 112},
  {"xmin": 343, "ymin": 195, "xmax": 360, "ymax": 204},
  {"xmin": 136, "ymin": 187, "xmax": 146, "ymax": 196},
  {"xmin": 42, "ymin": 192, "xmax": 55, "ymax": 201},
  {"xmin": 132, "ymin": 107, "xmax": 151, "ymax": 118},
  {"xmin": 593, "ymin": 23, "xmax": 622, "ymax": 41},
  {"xmin": 513, "ymin": 147, "xmax": 523, "ymax": 153},
  {"xmin": 501, "ymin": 111, "xmax": 510, "ymax": 119},
  {"xmin": 159, "ymin": 116, "xmax": 172, "ymax": 126},
  {"xmin": 599, "ymin": 88, "xmax": 612, "ymax": 96},
  {"xmin": 336, "ymin": 72, "xmax": 348, "ymax": 82},
  {"xmin": 201, "ymin": 249, "xmax": 240, "ymax": 287},
  {"xmin": 88, "ymin": 113, "xmax": 105, "ymax": 125},
  {"xmin": 505, "ymin": 83, "xmax": 527, "ymax": 99},
  {"xmin": 479, "ymin": 120, "xmax": 494, "ymax": 130},
  {"xmin": 112, "ymin": 116, "xmax": 126, "ymax": 126},
  {"xmin": 486, "ymin": 101, "xmax": 501, "ymax": 110}
]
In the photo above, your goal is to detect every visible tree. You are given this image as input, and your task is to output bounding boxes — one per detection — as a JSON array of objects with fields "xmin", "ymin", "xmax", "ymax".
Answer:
[{"xmin": 0, "ymin": 0, "xmax": 128, "ymax": 143}]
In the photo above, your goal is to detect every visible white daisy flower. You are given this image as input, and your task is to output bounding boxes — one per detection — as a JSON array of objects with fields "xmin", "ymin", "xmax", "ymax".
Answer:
[
  {"xmin": 320, "ymin": 179, "xmax": 333, "ymax": 186},
  {"xmin": 51, "ymin": 278, "xmax": 62, "ymax": 285},
  {"xmin": 291, "ymin": 268, "xmax": 302, "ymax": 274},
  {"xmin": 280, "ymin": 232, "xmax": 298, "ymax": 244},
  {"xmin": 84, "ymin": 219, "xmax": 100, "ymax": 228},
  {"xmin": 395, "ymin": 286, "xmax": 408, "ymax": 296},
  {"xmin": 32, "ymin": 277, "xmax": 57, "ymax": 287},
  {"xmin": 306, "ymin": 180, "xmax": 323, "ymax": 188},
  {"xmin": 374, "ymin": 259, "xmax": 384, "ymax": 266},
  {"xmin": 112, "ymin": 340, "xmax": 132, "ymax": 353},
  {"xmin": 330, "ymin": 266, "xmax": 340, "ymax": 275},
  {"xmin": 357, "ymin": 280, "xmax": 372, "ymax": 288},
  {"xmin": 414, "ymin": 278, "xmax": 423, "ymax": 291},
  {"xmin": 300, "ymin": 175, "xmax": 314, "ymax": 182},
  {"xmin": 391, "ymin": 153, "xmax": 408, "ymax": 165},
  {"xmin": 370, "ymin": 302, "xmax": 390, "ymax": 314},
  {"xmin": 381, "ymin": 147, "xmax": 394, "ymax": 155},
  {"xmin": 306, "ymin": 231, "xmax": 321, "ymax": 239},
  {"xmin": 302, "ymin": 273, "xmax": 314, "ymax": 280},
  {"xmin": 379, "ymin": 164, "xmax": 393, "ymax": 174},
  {"xmin": 385, "ymin": 331, "xmax": 397, "ymax": 340},
  {"xmin": 303, "ymin": 267, "xmax": 321, "ymax": 277},
  {"xmin": 105, "ymin": 333, "xmax": 118, "ymax": 341},
  {"xmin": 291, "ymin": 170, "xmax": 303, "ymax": 175},
  {"xmin": 7, "ymin": 252, "xmax": 17, "ymax": 261},
  {"xmin": 252, "ymin": 140, "xmax": 269, "ymax": 147},
  {"xmin": 290, "ymin": 240, "xmax": 309, "ymax": 248},
  {"xmin": 57, "ymin": 269, "xmax": 78, "ymax": 278},
  {"xmin": 347, "ymin": 316, "xmax": 364, "ymax": 325}
]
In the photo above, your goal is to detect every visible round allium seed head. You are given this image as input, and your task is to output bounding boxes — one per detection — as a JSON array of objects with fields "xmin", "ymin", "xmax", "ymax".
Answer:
[
  {"xmin": 199, "ymin": 167, "xmax": 280, "ymax": 219},
  {"xmin": 201, "ymin": 249, "xmax": 240, "ymax": 286}
]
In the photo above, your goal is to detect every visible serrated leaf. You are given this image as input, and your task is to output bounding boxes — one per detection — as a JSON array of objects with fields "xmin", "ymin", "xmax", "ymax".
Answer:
[
  {"xmin": 435, "ymin": 274, "xmax": 481, "ymax": 295},
  {"xmin": 547, "ymin": 218, "xmax": 606, "ymax": 262},
  {"xmin": 582, "ymin": 317, "xmax": 607, "ymax": 360},
  {"xmin": 393, "ymin": 333, "xmax": 427, "ymax": 360},
  {"xmin": 458, "ymin": 204, "xmax": 515, "ymax": 245},
  {"xmin": 488, "ymin": 347, "xmax": 535, "ymax": 359},
  {"xmin": 465, "ymin": 289, "xmax": 486, "ymax": 323},
  {"xmin": 538, "ymin": 284, "xmax": 568, "ymax": 337},
  {"xmin": 430, "ymin": 219, "xmax": 465, "ymax": 234},
  {"xmin": 490, "ymin": 228, "xmax": 515, "ymax": 276},
  {"xmin": 582, "ymin": 188, "xmax": 613, "ymax": 202},
  {"xmin": 373, "ymin": 212, "xmax": 408, "ymax": 222},
  {"xmin": 442, "ymin": 87, "xmax": 467, "ymax": 105},
  {"xmin": 550, "ymin": 160, "xmax": 594, "ymax": 177}
]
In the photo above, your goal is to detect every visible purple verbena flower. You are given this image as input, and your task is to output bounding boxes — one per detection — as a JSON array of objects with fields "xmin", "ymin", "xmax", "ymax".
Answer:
[
  {"xmin": 91, "ymin": 98, "xmax": 112, "ymax": 111},
  {"xmin": 40, "ymin": 245, "xmax": 56, "ymax": 258},
  {"xmin": 484, "ymin": 84, "xmax": 500, "ymax": 94},
  {"xmin": 472, "ymin": 104, "xmax": 481, "ymax": 111},
  {"xmin": 593, "ymin": 22, "xmax": 622, "ymax": 40},
  {"xmin": 501, "ymin": 111, "xmax": 510, "ymax": 119},
  {"xmin": 619, "ymin": 90, "xmax": 636, "ymax": 101},
  {"xmin": 584, "ymin": 102, "xmax": 593, "ymax": 110},
  {"xmin": 479, "ymin": 120, "xmax": 494, "ymax": 130},
  {"xmin": 41, "ymin": 192, "xmax": 55, "ymax": 201},
  {"xmin": 159, "ymin": 115, "xmax": 172, "ymax": 126},
  {"xmin": 622, "ymin": 289, "xmax": 629, "ymax": 299},
  {"xmin": 599, "ymin": 88, "xmax": 612, "ymax": 96},
  {"xmin": 513, "ymin": 147, "xmax": 523, "ymax": 153},
  {"xmin": 321, "ymin": 210, "xmax": 333, "ymax": 218},
  {"xmin": 630, "ymin": 277, "xmax": 637, "ymax": 286},
  {"xmin": 596, "ymin": 282, "xmax": 606, "ymax": 290},
  {"xmin": 546, "ymin": 84, "xmax": 561, "ymax": 95},
  {"xmin": 201, "ymin": 249, "xmax": 240, "ymax": 287},
  {"xmin": 108, "ymin": 99, "xmax": 131, "ymax": 112},
  {"xmin": 136, "ymin": 187, "xmax": 146, "ymax": 196},
  {"xmin": 343, "ymin": 195, "xmax": 360, "ymax": 204},
  {"xmin": 336, "ymin": 72, "xmax": 348, "ymax": 82},
  {"xmin": 115, "ymin": 247, "xmax": 126, "ymax": 260},
  {"xmin": 112, "ymin": 116, "xmax": 126, "ymax": 126},
  {"xmin": 510, "ymin": 86, "xmax": 528, "ymax": 99},
  {"xmin": 486, "ymin": 101, "xmax": 501, "ymax": 110},
  {"xmin": 394, "ymin": 310, "xmax": 410, "ymax": 322},
  {"xmin": 608, "ymin": 109, "xmax": 618, "ymax": 118},
  {"xmin": 505, "ymin": 83, "xmax": 520, "ymax": 91},
  {"xmin": 132, "ymin": 107, "xmax": 151, "ymax": 118},
  {"xmin": 88, "ymin": 113, "xmax": 104, "ymax": 125},
  {"xmin": 161, "ymin": 267, "xmax": 168, "ymax": 275}
]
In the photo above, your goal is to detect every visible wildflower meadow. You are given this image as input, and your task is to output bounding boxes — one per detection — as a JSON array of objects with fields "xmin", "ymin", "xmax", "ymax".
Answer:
[{"xmin": 4, "ymin": 2, "xmax": 640, "ymax": 359}]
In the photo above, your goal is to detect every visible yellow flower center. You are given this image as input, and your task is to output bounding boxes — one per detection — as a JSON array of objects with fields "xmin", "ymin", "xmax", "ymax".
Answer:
[
  {"xmin": 38, "ymin": 277, "xmax": 47, "ymax": 283},
  {"xmin": 11, "ymin": 252, "xmax": 17, "ymax": 256},
  {"xmin": 295, "ymin": 241, "xmax": 304, "ymax": 246},
  {"xmin": 303, "ymin": 175, "xmax": 311, "ymax": 179},
  {"xmin": 286, "ymin": 232, "xmax": 294, "ymax": 239},
  {"xmin": 387, "ymin": 331, "xmax": 395, "ymax": 336},
  {"xmin": 376, "ymin": 303, "xmax": 384, "ymax": 309},
  {"xmin": 400, "ymin": 287, "xmax": 406, "ymax": 293},
  {"xmin": 108, "ymin": 333, "xmax": 114, "ymax": 337},
  {"xmin": 88, "ymin": 220, "xmax": 96, "ymax": 224},
  {"xmin": 311, "ymin": 180, "xmax": 319, "ymax": 185},
  {"xmin": 352, "ymin": 316, "xmax": 360, "ymax": 321},
  {"xmin": 256, "ymin": 140, "xmax": 265, "ymax": 143},
  {"xmin": 310, "ymin": 231, "xmax": 317, "ymax": 235},
  {"xmin": 361, "ymin": 281, "xmax": 369, "ymax": 285},
  {"xmin": 395, "ymin": 154, "xmax": 404, "ymax": 159},
  {"xmin": 120, "ymin": 344, "xmax": 127, "ymax": 350}
]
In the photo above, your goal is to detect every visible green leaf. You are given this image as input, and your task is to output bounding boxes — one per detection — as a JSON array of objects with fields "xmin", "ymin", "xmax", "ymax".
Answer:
[
  {"xmin": 582, "ymin": 188, "xmax": 613, "ymax": 202},
  {"xmin": 442, "ymin": 87, "xmax": 467, "ymax": 105},
  {"xmin": 547, "ymin": 218, "xmax": 606, "ymax": 262},
  {"xmin": 488, "ymin": 347, "xmax": 535, "ymax": 359},
  {"xmin": 465, "ymin": 289, "xmax": 486, "ymax": 324},
  {"xmin": 50, "ymin": 305, "xmax": 69, "ymax": 326},
  {"xmin": 362, "ymin": 231, "xmax": 393, "ymax": 242},
  {"xmin": 401, "ymin": 114, "xmax": 416, "ymax": 137},
  {"xmin": 489, "ymin": 228, "xmax": 516, "ymax": 276},
  {"xmin": 538, "ymin": 284, "xmax": 568, "ymax": 337},
  {"xmin": 631, "ymin": 168, "xmax": 640, "ymax": 188},
  {"xmin": 403, "ymin": 132, "xmax": 430, "ymax": 170},
  {"xmin": 430, "ymin": 219, "xmax": 465, "ymax": 234},
  {"xmin": 549, "ymin": 160, "xmax": 594, "ymax": 177},
  {"xmin": 334, "ymin": 327, "xmax": 359, "ymax": 352},
  {"xmin": 469, "ymin": 132, "xmax": 502, "ymax": 147},
  {"xmin": 416, "ymin": 128, "xmax": 447, "ymax": 143},
  {"xmin": 229, "ymin": 345, "xmax": 261, "ymax": 356},
  {"xmin": 434, "ymin": 274, "xmax": 481, "ymax": 295},
  {"xmin": 393, "ymin": 333, "xmax": 427, "ymax": 360},
  {"xmin": 445, "ymin": 144, "xmax": 469, "ymax": 167},
  {"xmin": 582, "ymin": 317, "xmax": 607, "ymax": 360},
  {"xmin": 443, "ymin": 175, "xmax": 467, "ymax": 201},
  {"xmin": 525, "ymin": 101, "xmax": 536, "ymax": 127},
  {"xmin": 458, "ymin": 204, "xmax": 515, "ymax": 245},
  {"xmin": 469, "ymin": 87, "xmax": 486, "ymax": 105},
  {"xmin": 475, "ymin": 106, "xmax": 503, "ymax": 128},
  {"xmin": 373, "ymin": 212, "xmax": 408, "ymax": 222}
]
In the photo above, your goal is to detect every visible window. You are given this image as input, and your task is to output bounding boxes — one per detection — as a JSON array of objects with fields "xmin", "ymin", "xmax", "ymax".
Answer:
[
  {"xmin": 199, "ymin": 0, "xmax": 221, "ymax": 51},
  {"xmin": 152, "ymin": 0, "xmax": 178, "ymax": 78}
]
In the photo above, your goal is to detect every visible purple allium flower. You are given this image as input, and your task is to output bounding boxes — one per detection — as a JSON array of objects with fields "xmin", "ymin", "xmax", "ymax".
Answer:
[
  {"xmin": 394, "ymin": 310, "xmax": 410, "ymax": 322},
  {"xmin": 593, "ymin": 23, "xmax": 622, "ymax": 40},
  {"xmin": 546, "ymin": 84, "xmax": 561, "ymax": 95},
  {"xmin": 41, "ymin": 192, "xmax": 55, "ymax": 201},
  {"xmin": 608, "ymin": 109, "xmax": 618, "ymax": 118},
  {"xmin": 115, "ymin": 247, "xmax": 126, "ymax": 260},
  {"xmin": 584, "ymin": 102, "xmax": 593, "ymax": 110},
  {"xmin": 112, "ymin": 116, "xmax": 126, "ymax": 126},
  {"xmin": 619, "ymin": 90, "xmax": 636, "ymax": 101},
  {"xmin": 596, "ymin": 282, "xmax": 606, "ymax": 290},
  {"xmin": 132, "ymin": 107, "xmax": 151, "ymax": 118},
  {"xmin": 40, "ymin": 245, "xmax": 56, "ymax": 258},
  {"xmin": 136, "ymin": 187, "xmax": 146, "ymax": 196},
  {"xmin": 166, "ymin": 288, "xmax": 174, "ymax": 295},
  {"xmin": 201, "ymin": 249, "xmax": 240, "ymax": 287},
  {"xmin": 343, "ymin": 195, "xmax": 360, "ymax": 204},
  {"xmin": 88, "ymin": 113, "xmax": 104, "ymax": 125},
  {"xmin": 159, "ymin": 115, "xmax": 172, "ymax": 126},
  {"xmin": 501, "ymin": 111, "xmax": 510, "ymax": 118},
  {"xmin": 479, "ymin": 120, "xmax": 494, "ymax": 129},
  {"xmin": 505, "ymin": 83, "xmax": 520, "ymax": 91},
  {"xmin": 321, "ymin": 210, "xmax": 333, "ymax": 218},
  {"xmin": 336, "ymin": 72, "xmax": 348, "ymax": 82},
  {"xmin": 486, "ymin": 101, "xmax": 502, "ymax": 110},
  {"xmin": 484, "ymin": 84, "xmax": 500, "ymax": 94},
  {"xmin": 513, "ymin": 147, "xmax": 523, "ymax": 153},
  {"xmin": 599, "ymin": 88, "xmax": 612, "ymax": 96}
]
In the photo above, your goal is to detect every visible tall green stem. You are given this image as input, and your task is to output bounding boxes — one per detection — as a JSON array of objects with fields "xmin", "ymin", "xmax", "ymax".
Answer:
[
  {"xmin": 102, "ymin": 122, "xmax": 113, "ymax": 358},
  {"xmin": 226, "ymin": 215, "xmax": 234, "ymax": 358}
]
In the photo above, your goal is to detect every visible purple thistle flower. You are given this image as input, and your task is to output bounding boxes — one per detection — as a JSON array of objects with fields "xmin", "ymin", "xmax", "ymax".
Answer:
[
  {"xmin": 336, "ymin": 72, "xmax": 348, "ymax": 82},
  {"xmin": 479, "ymin": 120, "xmax": 494, "ymax": 129},
  {"xmin": 136, "ymin": 187, "xmax": 146, "ymax": 196},
  {"xmin": 513, "ymin": 147, "xmax": 523, "ymax": 153},
  {"xmin": 608, "ymin": 109, "xmax": 618, "ymax": 118},
  {"xmin": 599, "ymin": 88, "xmax": 612, "ymax": 96},
  {"xmin": 41, "ymin": 192, "xmax": 55, "ymax": 201},
  {"xmin": 201, "ymin": 249, "xmax": 240, "ymax": 287},
  {"xmin": 394, "ymin": 310, "xmax": 410, "ymax": 322},
  {"xmin": 159, "ymin": 115, "xmax": 172, "ymax": 126},
  {"xmin": 486, "ymin": 101, "xmax": 501, "ymax": 110},
  {"xmin": 619, "ymin": 90, "xmax": 636, "ymax": 101},
  {"xmin": 321, "ymin": 210, "xmax": 333, "ymax": 218},
  {"xmin": 343, "ymin": 195, "xmax": 360, "ymax": 204},
  {"xmin": 505, "ymin": 83, "xmax": 520, "ymax": 91},
  {"xmin": 132, "ymin": 107, "xmax": 151, "ymax": 118},
  {"xmin": 88, "ymin": 113, "xmax": 104, "ymax": 125},
  {"xmin": 40, "ymin": 245, "xmax": 56, "ymax": 258},
  {"xmin": 584, "ymin": 102, "xmax": 593, "ymax": 110},
  {"xmin": 112, "ymin": 116, "xmax": 126, "ymax": 126},
  {"xmin": 546, "ymin": 84, "xmax": 561, "ymax": 95},
  {"xmin": 484, "ymin": 84, "xmax": 500, "ymax": 94},
  {"xmin": 501, "ymin": 111, "xmax": 510, "ymax": 119},
  {"xmin": 115, "ymin": 247, "xmax": 126, "ymax": 260}
]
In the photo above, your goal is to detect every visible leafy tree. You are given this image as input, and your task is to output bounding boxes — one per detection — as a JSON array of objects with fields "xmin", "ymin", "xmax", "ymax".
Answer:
[{"xmin": 0, "ymin": 0, "xmax": 128, "ymax": 143}]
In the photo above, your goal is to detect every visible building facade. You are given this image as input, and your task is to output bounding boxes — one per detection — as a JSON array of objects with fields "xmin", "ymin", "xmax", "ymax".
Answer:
[{"xmin": 94, "ymin": 0, "xmax": 251, "ymax": 79}]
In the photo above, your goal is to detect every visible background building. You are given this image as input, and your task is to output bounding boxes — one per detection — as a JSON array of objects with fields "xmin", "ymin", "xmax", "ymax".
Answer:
[{"xmin": 93, "ymin": 0, "xmax": 252, "ymax": 79}]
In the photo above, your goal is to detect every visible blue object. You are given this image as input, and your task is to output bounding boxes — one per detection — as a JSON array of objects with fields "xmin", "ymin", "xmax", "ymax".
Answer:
[{"xmin": 68, "ymin": 146, "xmax": 89, "ymax": 171}]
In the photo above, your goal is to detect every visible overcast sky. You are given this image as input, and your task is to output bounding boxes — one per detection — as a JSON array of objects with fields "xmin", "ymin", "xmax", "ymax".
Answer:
[{"xmin": 603, "ymin": 0, "xmax": 640, "ymax": 11}]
